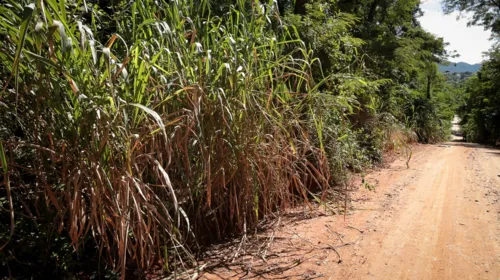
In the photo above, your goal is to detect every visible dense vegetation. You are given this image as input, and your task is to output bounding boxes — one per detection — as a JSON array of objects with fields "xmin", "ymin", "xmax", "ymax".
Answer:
[
  {"xmin": 444, "ymin": 0, "xmax": 500, "ymax": 143},
  {"xmin": 455, "ymin": 49, "xmax": 500, "ymax": 142},
  {"xmin": 0, "ymin": 0, "xmax": 460, "ymax": 278}
]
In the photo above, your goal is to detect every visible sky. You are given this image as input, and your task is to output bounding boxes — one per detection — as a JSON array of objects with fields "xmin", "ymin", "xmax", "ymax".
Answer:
[{"xmin": 419, "ymin": 0, "xmax": 493, "ymax": 64}]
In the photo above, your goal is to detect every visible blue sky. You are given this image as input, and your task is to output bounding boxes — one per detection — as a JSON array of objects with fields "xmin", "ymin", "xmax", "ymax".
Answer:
[{"xmin": 419, "ymin": 0, "xmax": 493, "ymax": 64}]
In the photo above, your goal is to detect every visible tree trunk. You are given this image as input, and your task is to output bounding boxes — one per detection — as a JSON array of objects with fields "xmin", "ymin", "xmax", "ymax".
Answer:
[
  {"xmin": 277, "ymin": 0, "xmax": 285, "ymax": 15},
  {"xmin": 426, "ymin": 75, "xmax": 432, "ymax": 99},
  {"xmin": 367, "ymin": 0, "xmax": 380, "ymax": 23},
  {"xmin": 294, "ymin": 0, "xmax": 308, "ymax": 15}
]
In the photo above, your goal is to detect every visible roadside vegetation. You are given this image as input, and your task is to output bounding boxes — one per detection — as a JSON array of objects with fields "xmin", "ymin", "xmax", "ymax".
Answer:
[
  {"xmin": 453, "ymin": 51, "xmax": 500, "ymax": 143},
  {"xmin": 0, "ymin": 0, "xmax": 463, "ymax": 278},
  {"xmin": 443, "ymin": 0, "xmax": 500, "ymax": 144}
]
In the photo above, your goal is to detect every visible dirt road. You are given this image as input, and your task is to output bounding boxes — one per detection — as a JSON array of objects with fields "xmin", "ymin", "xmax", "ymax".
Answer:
[{"xmin": 200, "ymin": 140, "xmax": 500, "ymax": 279}]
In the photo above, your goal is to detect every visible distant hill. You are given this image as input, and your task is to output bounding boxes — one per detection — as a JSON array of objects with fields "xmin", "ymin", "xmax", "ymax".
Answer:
[
  {"xmin": 439, "ymin": 62, "xmax": 481, "ymax": 73},
  {"xmin": 443, "ymin": 71, "xmax": 474, "ymax": 85}
]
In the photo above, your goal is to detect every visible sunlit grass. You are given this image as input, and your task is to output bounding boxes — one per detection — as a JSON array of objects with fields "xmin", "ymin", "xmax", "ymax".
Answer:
[{"xmin": 0, "ymin": 0, "xmax": 352, "ymax": 276}]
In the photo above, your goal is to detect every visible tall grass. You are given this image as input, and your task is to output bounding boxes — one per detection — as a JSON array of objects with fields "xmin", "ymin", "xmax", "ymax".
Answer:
[{"xmin": 0, "ymin": 0, "xmax": 356, "ymax": 276}]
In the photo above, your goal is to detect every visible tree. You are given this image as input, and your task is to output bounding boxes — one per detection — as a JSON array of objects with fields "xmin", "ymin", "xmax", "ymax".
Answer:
[
  {"xmin": 443, "ymin": 0, "xmax": 500, "ymax": 35},
  {"xmin": 443, "ymin": 0, "xmax": 500, "ymax": 143},
  {"xmin": 458, "ymin": 47, "xmax": 500, "ymax": 142}
]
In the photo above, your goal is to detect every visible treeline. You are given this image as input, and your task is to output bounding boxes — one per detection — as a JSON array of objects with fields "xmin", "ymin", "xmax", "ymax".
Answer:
[
  {"xmin": 443, "ymin": 0, "xmax": 500, "ymax": 144},
  {"xmin": 0, "ymin": 0, "xmax": 456, "ymax": 278},
  {"xmin": 456, "ymin": 49, "xmax": 500, "ymax": 143}
]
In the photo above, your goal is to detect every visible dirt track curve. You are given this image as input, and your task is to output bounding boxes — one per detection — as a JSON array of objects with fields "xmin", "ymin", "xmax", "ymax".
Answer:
[{"xmin": 200, "ymin": 139, "xmax": 500, "ymax": 280}]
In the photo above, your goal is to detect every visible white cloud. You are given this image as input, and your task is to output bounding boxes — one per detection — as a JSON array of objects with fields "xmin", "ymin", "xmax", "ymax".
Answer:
[{"xmin": 419, "ymin": 0, "xmax": 493, "ymax": 64}]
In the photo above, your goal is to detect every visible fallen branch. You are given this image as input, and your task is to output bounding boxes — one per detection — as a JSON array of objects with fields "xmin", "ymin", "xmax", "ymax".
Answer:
[
  {"xmin": 325, "ymin": 224, "xmax": 344, "ymax": 244},
  {"xmin": 232, "ymin": 219, "xmax": 248, "ymax": 263},
  {"xmin": 346, "ymin": 225, "xmax": 364, "ymax": 234},
  {"xmin": 259, "ymin": 216, "xmax": 280, "ymax": 261},
  {"xmin": 326, "ymin": 245, "xmax": 342, "ymax": 264}
]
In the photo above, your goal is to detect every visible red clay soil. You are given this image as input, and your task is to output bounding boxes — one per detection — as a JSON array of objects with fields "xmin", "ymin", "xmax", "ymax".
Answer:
[{"xmin": 196, "ymin": 141, "xmax": 500, "ymax": 280}]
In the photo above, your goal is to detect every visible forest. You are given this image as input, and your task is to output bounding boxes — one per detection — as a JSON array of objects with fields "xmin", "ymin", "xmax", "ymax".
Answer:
[{"xmin": 0, "ymin": 0, "xmax": 498, "ymax": 278}]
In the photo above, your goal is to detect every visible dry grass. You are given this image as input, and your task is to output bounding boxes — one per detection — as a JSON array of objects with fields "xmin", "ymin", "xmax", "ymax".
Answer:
[{"xmin": 0, "ymin": 0, "xmax": 345, "ymax": 277}]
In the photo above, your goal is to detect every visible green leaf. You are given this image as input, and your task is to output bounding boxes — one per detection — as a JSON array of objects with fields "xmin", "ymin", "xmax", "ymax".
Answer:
[
  {"xmin": 9, "ymin": 3, "xmax": 35, "ymax": 98},
  {"xmin": 130, "ymin": 103, "xmax": 168, "ymax": 145}
]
